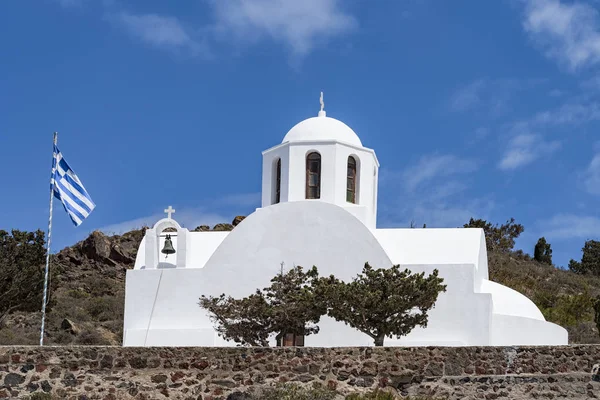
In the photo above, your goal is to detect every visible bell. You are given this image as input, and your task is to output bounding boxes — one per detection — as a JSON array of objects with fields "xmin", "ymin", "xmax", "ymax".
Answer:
[{"xmin": 161, "ymin": 234, "xmax": 176, "ymax": 257}]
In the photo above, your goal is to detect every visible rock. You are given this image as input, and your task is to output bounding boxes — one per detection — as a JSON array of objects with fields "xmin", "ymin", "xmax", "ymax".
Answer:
[
  {"xmin": 41, "ymin": 380, "xmax": 52, "ymax": 392},
  {"xmin": 62, "ymin": 372, "xmax": 78, "ymax": 387},
  {"xmin": 129, "ymin": 357, "xmax": 147, "ymax": 369},
  {"xmin": 61, "ymin": 318, "xmax": 79, "ymax": 335},
  {"xmin": 4, "ymin": 373, "xmax": 25, "ymax": 386},
  {"xmin": 212, "ymin": 223, "xmax": 234, "ymax": 231},
  {"xmin": 227, "ymin": 391, "xmax": 253, "ymax": 400},
  {"xmin": 80, "ymin": 231, "xmax": 111, "ymax": 261},
  {"xmin": 232, "ymin": 216, "xmax": 246, "ymax": 226},
  {"xmin": 151, "ymin": 374, "xmax": 168, "ymax": 383},
  {"xmin": 100, "ymin": 355, "xmax": 113, "ymax": 369},
  {"xmin": 193, "ymin": 225, "xmax": 211, "ymax": 232},
  {"xmin": 19, "ymin": 364, "xmax": 34, "ymax": 373}
]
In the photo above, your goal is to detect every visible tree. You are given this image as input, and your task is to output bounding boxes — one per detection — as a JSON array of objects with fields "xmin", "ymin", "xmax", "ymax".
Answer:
[
  {"xmin": 317, "ymin": 263, "xmax": 447, "ymax": 346},
  {"xmin": 463, "ymin": 217, "xmax": 524, "ymax": 253},
  {"xmin": 199, "ymin": 266, "xmax": 326, "ymax": 346},
  {"xmin": 0, "ymin": 229, "xmax": 46, "ymax": 325},
  {"xmin": 569, "ymin": 240, "xmax": 600, "ymax": 275},
  {"xmin": 534, "ymin": 237, "xmax": 553, "ymax": 265}
]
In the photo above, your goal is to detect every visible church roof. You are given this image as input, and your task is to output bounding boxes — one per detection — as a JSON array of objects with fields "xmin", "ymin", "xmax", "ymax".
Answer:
[{"xmin": 282, "ymin": 114, "xmax": 363, "ymax": 147}]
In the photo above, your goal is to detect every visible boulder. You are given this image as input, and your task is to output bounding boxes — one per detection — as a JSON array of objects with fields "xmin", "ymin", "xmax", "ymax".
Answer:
[{"xmin": 232, "ymin": 216, "xmax": 246, "ymax": 227}]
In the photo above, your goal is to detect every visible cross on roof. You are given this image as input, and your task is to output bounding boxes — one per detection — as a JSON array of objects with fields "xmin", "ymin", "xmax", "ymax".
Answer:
[{"xmin": 164, "ymin": 206, "xmax": 175, "ymax": 219}]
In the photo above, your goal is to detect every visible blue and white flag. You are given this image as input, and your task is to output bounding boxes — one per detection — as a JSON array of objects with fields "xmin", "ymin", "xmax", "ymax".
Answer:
[{"xmin": 51, "ymin": 144, "xmax": 95, "ymax": 226}]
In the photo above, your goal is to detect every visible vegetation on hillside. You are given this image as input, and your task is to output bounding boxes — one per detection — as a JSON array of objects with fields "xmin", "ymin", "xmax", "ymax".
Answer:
[{"xmin": 2, "ymin": 215, "xmax": 600, "ymax": 345}]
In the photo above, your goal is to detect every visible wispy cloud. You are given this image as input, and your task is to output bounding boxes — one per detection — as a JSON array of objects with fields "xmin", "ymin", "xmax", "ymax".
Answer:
[
  {"xmin": 55, "ymin": 0, "xmax": 85, "ymax": 7},
  {"xmin": 583, "ymin": 151, "xmax": 600, "ymax": 195},
  {"xmin": 401, "ymin": 153, "xmax": 477, "ymax": 191},
  {"xmin": 522, "ymin": 0, "xmax": 600, "ymax": 71},
  {"xmin": 379, "ymin": 153, "xmax": 491, "ymax": 228},
  {"xmin": 99, "ymin": 207, "xmax": 230, "ymax": 235},
  {"xmin": 450, "ymin": 79, "xmax": 486, "ymax": 112},
  {"xmin": 97, "ymin": 191, "xmax": 260, "ymax": 234},
  {"xmin": 498, "ymin": 133, "xmax": 561, "ymax": 170},
  {"xmin": 210, "ymin": 0, "xmax": 357, "ymax": 57},
  {"xmin": 220, "ymin": 192, "xmax": 261, "ymax": 207},
  {"xmin": 96, "ymin": 0, "xmax": 357, "ymax": 59},
  {"xmin": 449, "ymin": 78, "xmax": 544, "ymax": 116},
  {"xmin": 109, "ymin": 12, "xmax": 210, "ymax": 57},
  {"xmin": 538, "ymin": 213, "xmax": 600, "ymax": 239}
]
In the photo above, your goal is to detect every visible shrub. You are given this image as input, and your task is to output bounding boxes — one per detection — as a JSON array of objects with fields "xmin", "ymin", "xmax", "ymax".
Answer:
[
  {"xmin": 257, "ymin": 383, "xmax": 337, "ymax": 400},
  {"xmin": 346, "ymin": 389, "xmax": 396, "ymax": 399}
]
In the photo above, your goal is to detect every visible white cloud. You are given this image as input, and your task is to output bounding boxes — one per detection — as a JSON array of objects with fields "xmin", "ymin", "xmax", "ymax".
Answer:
[
  {"xmin": 449, "ymin": 78, "xmax": 544, "ymax": 116},
  {"xmin": 378, "ymin": 153, "xmax": 491, "ymax": 229},
  {"xmin": 210, "ymin": 0, "xmax": 357, "ymax": 57},
  {"xmin": 583, "ymin": 151, "xmax": 600, "ymax": 194},
  {"xmin": 220, "ymin": 192, "xmax": 261, "ymax": 207},
  {"xmin": 450, "ymin": 79, "xmax": 486, "ymax": 112},
  {"xmin": 538, "ymin": 213, "xmax": 600, "ymax": 239},
  {"xmin": 498, "ymin": 133, "xmax": 561, "ymax": 170},
  {"xmin": 522, "ymin": 0, "xmax": 600, "ymax": 71},
  {"xmin": 55, "ymin": 0, "xmax": 85, "ymax": 7},
  {"xmin": 111, "ymin": 12, "xmax": 209, "ymax": 56},
  {"xmin": 401, "ymin": 154, "xmax": 477, "ymax": 191},
  {"xmin": 98, "ymin": 207, "xmax": 230, "ymax": 235},
  {"xmin": 105, "ymin": 0, "xmax": 356, "ymax": 59}
]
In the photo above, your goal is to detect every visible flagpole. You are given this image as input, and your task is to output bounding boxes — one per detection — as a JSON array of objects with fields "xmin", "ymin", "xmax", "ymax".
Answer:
[{"xmin": 40, "ymin": 132, "xmax": 57, "ymax": 346}]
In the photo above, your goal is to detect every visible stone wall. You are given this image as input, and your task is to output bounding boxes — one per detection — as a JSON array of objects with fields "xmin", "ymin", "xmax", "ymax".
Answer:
[{"xmin": 1, "ymin": 345, "xmax": 599, "ymax": 399}]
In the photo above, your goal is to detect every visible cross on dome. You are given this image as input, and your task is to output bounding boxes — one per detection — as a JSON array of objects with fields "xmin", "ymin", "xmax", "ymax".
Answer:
[
  {"xmin": 164, "ymin": 206, "xmax": 175, "ymax": 219},
  {"xmin": 318, "ymin": 91, "xmax": 326, "ymax": 117}
]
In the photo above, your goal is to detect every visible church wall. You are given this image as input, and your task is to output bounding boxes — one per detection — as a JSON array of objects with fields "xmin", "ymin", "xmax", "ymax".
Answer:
[
  {"xmin": 374, "ymin": 228, "xmax": 488, "ymax": 288},
  {"xmin": 1, "ymin": 345, "xmax": 599, "ymax": 399},
  {"xmin": 390, "ymin": 263, "xmax": 493, "ymax": 346}
]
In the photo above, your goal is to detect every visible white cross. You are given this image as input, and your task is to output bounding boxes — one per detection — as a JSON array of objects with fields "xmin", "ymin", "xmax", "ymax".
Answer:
[
  {"xmin": 320, "ymin": 91, "xmax": 324, "ymax": 112},
  {"xmin": 164, "ymin": 206, "xmax": 175, "ymax": 219}
]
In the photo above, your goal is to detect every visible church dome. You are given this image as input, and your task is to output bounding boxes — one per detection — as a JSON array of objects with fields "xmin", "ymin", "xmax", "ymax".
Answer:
[{"xmin": 282, "ymin": 114, "xmax": 363, "ymax": 147}]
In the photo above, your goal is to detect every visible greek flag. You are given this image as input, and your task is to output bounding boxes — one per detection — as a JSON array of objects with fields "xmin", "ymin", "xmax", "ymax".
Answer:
[{"xmin": 51, "ymin": 144, "xmax": 95, "ymax": 226}]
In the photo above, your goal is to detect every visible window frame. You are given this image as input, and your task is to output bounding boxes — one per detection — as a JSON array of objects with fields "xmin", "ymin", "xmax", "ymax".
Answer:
[
  {"xmin": 305, "ymin": 152, "xmax": 321, "ymax": 199},
  {"xmin": 274, "ymin": 158, "xmax": 281, "ymax": 204},
  {"xmin": 347, "ymin": 156, "xmax": 357, "ymax": 203}
]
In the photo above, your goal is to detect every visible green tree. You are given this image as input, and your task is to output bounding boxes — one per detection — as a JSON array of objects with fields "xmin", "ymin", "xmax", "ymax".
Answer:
[
  {"xmin": 0, "ymin": 229, "xmax": 46, "ymax": 325},
  {"xmin": 317, "ymin": 263, "xmax": 447, "ymax": 347},
  {"xmin": 463, "ymin": 217, "xmax": 524, "ymax": 253},
  {"xmin": 199, "ymin": 266, "xmax": 325, "ymax": 346},
  {"xmin": 569, "ymin": 240, "xmax": 600, "ymax": 275},
  {"xmin": 534, "ymin": 237, "xmax": 553, "ymax": 265}
]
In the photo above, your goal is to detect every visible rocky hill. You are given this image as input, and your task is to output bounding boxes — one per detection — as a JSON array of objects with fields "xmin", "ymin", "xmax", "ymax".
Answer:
[{"xmin": 0, "ymin": 219, "xmax": 598, "ymax": 345}]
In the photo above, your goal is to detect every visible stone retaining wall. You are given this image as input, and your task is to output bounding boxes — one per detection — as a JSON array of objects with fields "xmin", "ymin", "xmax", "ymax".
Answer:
[{"xmin": 1, "ymin": 346, "xmax": 600, "ymax": 399}]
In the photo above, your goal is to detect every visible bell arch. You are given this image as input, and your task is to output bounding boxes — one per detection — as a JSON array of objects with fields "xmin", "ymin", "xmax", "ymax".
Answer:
[{"xmin": 144, "ymin": 217, "xmax": 189, "ymax": 269}]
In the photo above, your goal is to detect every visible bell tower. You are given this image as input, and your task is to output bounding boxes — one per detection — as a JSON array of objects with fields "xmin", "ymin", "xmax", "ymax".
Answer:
[
  {"xmin": 143, "ymin": 206, "xmax": 189, "ymax": 269},
  {"xmin": 260, "ymin": 94, "xmax": 379, "ymax": 228}
]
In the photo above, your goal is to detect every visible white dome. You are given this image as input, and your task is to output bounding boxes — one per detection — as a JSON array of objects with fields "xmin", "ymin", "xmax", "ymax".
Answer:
[{"xmin": 282, "ymin": 115, "xmax": 362, "ymax": 146}]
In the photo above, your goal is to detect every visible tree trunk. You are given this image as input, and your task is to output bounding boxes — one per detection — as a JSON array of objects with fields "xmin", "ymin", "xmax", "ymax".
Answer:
[{"xmin": 374, "ymin": 334, "xmax": 385, "ymax": 347}]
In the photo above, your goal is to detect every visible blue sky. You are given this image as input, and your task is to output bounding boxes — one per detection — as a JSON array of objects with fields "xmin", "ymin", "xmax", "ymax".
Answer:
[{"xmin": 1, "ymin": 0, "xmax": 600, "ymax": 269}]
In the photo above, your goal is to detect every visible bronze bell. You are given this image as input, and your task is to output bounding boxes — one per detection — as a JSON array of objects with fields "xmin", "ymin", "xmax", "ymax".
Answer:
[{"xmin": 161, "ymin": 234, "xmax": 176, "ymax": 257}]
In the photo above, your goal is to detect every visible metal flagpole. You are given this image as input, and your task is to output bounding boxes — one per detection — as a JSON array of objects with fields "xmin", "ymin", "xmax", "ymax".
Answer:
[{"xmin": 40, "ymin": 132, "xmax": 57, "ymax": 346}]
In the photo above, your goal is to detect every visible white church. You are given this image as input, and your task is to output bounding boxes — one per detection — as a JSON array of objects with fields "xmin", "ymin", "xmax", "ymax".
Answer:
[{"xmin": 123, "ymin": 96, "xmax": 568, "ymax": 347}]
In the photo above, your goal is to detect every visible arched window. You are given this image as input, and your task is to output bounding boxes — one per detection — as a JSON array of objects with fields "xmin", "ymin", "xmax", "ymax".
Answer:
[
  {"xmin": 347, "ymin": 156, "xmax": 357, "ymax": 203},
  {"xmin": 306, "ymin": 152, "xmax": 321, "ymax": 199},
  {"xmin": 274, "ymin": 158, "xmax": 281, "ymax": 204}
]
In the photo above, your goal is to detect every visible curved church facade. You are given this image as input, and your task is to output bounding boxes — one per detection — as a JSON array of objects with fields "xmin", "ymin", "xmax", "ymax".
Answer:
[{"xmin": 123, "ymin": 98, "xmax": 568, "ymax": 347}]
